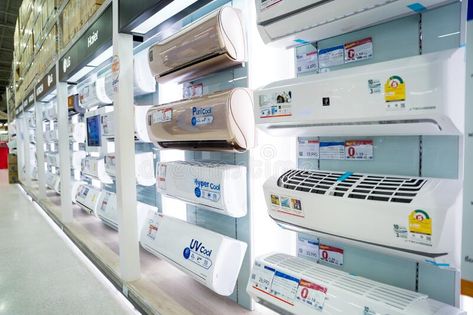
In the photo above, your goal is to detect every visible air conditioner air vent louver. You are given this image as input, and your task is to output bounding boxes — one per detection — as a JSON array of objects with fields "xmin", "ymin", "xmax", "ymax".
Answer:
[{"xmin": 277, "ymin": 170, "xmax": 426, "ymax": 204}]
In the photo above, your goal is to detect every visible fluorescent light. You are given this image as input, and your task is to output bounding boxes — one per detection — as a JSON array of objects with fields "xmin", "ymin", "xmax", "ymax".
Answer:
[
  {"xmin": 438, "ymin": 31, "xmax": 460, "ymax": 38},
  {"xmin": 87, "ymin": 46, "xmax": 113, "ymax": 67},
  {"xmin": 68, "ymin": 66, "xmax": 95, "ymax": 83},
  {"xmin": 132, "ymin": 0, "xmax": 197, "ymax": 34}
]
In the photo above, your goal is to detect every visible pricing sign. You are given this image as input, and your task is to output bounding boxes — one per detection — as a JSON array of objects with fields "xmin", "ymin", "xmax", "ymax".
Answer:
[
  {"xmin": 296, "ymin": 279, "xmax": 327, "ymax": 310},
  {"xmin": 297, "ymin": 236, "xmax": 319, "ymax": 261},
  {"xmin": 298, "ymin": 138, "xmax": 320, "ymax": 159},
  {"xmin": 345, "ymin": 140, "xmax": 374, "ymax": 160},
  {"xmin": 319, "ymin": 244, "xmax": 344, "ymax": 266}
]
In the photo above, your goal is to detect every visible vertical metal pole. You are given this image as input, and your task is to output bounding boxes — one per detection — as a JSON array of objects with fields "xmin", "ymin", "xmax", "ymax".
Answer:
[
  {"xmin": 35, "ymin": 99, "xmax": 46, "ymax": 199},
  {"xmin": 22, "ymin": 113, "xmax": 31, "ymax": 187},
  {"xmin": 56, "ymin": 65, "xmax": 73, "ymax": 223},
  {"xmin": 112, "ymin": 0, "xmax": 140, "ymax": 281}
]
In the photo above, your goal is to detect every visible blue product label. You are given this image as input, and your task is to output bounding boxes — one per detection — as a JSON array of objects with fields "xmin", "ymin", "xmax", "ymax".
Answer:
[
  {"xmin": 183, "ymin": 239, "xmax": 213, "ymax": 270},
  {"xmin": 191, "ymin": 106, "xmax": 214, "ymax": 126},
  {"xmin": 194, "ymin": 179, "xmax": 221, "ymax": 202}
]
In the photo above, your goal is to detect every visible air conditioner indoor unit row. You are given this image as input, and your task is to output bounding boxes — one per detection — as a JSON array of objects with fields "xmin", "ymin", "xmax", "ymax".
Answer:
[
  {"xmin": 140, "ymin": 212, "xmax": 247, "ymax": 296},
  {"xmin": 75, "ymin": 184, "xmax": 104, "ymax": 214},
  {"xmin": 95, "ymin": 190, "xmax": 155, "ymax": 233},
  {"xmin": 247, "ymin": 253, "xmax": 466, "ymax": 315},
  {"xmin": 44, "ymin": 129, "xmax": 59, "ymax": 143},
  {"xmin": 104, "ymin": 152, "xmax": 155, "ymax": 187},
  {"xmin": 255, "ymin": 49, "xmax": 465, "ymax": 136},
  {"xmin": 146, "ymin": 88, "xmax": 255, "ymax": 152},
  {"xmin": 264, "ymin": 169, "xmax": 462, "ymax": 268},
  {"xmin": 256, "ymin": 0, "xmax": 455, "ymax": 48},
  {"xmin": 148, "ymin": 6, "xmax": 246, "ymax": 84},
  {"xmin": 81, "ymin": 156, "xmax": 113, "ymax": 184},
  {"xmin": 69, "ymin": 122, "xmax": 86, "ymax": 143},
  {"xmin": 157, "ymin": 161, "xmax": 247, "ymax": 218}
]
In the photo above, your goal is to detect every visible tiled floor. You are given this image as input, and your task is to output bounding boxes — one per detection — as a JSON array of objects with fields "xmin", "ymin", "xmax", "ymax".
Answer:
[{"xmin": 0, "ymin": 170, "xmax": 139, "ymax": 315}]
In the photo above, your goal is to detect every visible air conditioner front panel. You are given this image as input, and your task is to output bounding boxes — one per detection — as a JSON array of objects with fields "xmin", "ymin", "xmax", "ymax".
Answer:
[
  {"xmin": 264, "ymin": 170, "xmax": 461, "ymax": 266},
  {"xmin": 105, "ymin": 152, "xmax": 155, "ymax": 187},
  {"xmin": 75, "ymin": 184, "xmax": 103, "ymax": 213},
  {"xmin": 82, "ymin": 157, "xmax": 113, "ymax": 184},
  {"xmin": 134, "ymin": 105, "xmax": 152, "ymax": 143},
  {"xmin": 255, "ymin": 49, "xmax": 464, "ymax": 136},
  {"xmin": 247, "ymin": 253, "xmax": 466, "ymax": 315},
  {"xmin": 96, "ymin": 191, "xmax": 118, "ymax": 230},
  {"xmin": 149, "ymin": 7, "xmax": 245, "ymax": 84},
  {"xmin": 140, "ymin": 213, "xmax": 247, "ymax": 296},
  {"xmin": 147, "ymin": 89, "xmax": 253, "ymax": 152},
  {"xmin": 134, "ymin": 48, "xmax": 156, "ymax": 96},
  {"xmin": 257, "ymin": 0, "xmax": 452, "ymax": 47},
  {"xmin": 70, "ymin": 122, "xmax": 86, "ymax": 143},
  {"xmin": 157, "ymin": 161, "xmax": 247, "ymax": 217}
]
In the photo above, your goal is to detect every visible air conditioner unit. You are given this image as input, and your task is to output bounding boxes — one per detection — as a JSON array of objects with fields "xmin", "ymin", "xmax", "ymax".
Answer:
[
  {"xmin": 157, "ymin": 161, "xmax": 247, "ymax": 218},
  {"xmin": 78, "ymin": 76, "xmax": 113, "ymax": 109},
  {"xmin": 96, "ymin": 190, "xmax": 153, "ymax": 233},
  {"xmin": 96, "ymin": 71, "xmax": 114, "ymax": 105},
  {"xmin": 140, "ymin": 212, "xmax": 247, "ymax": 296},
  {"xmin": 104, "ymin": 152, "xmax": 155, "ymax": 187},
  {"xmin": 45, "ymin": 152, "xmax": 59, "ymax": 167},
  {"xmin": 247, "ymin": 253, "xmax": 466, "ymax": 315},
  {"xmin": 265, "ymin": 169, "xmax": 462, "ymax": 268},
  {"xmin": 134, "ymin": 48, "xmax": 156, "ymax": 96},
  {"xmin": 256, "ymin": 0, "xmax": 453, "ymax": 48},
  {"xmin": 134, "ymin": 105, "xmax": 152, "ymax": 143},
  {"xmin": 75, "ymin": 184, "xmax": 104, "ymax": 214},
  {"xmin": 43, "ymin": 102, "xmax": 57, "ymax": 121},
  {"xmin": 81, "ymin": 156, "xmax": 113, "ymax": 184},
  {"xmin": 44, "ymin": 129, "xmax": 58, "ymax": 143},
  {"xmin": 84, "ymin": 106, "xmax": 115, "ymax": 153},
  {"xmin": 71, "ymin": 151, "xmax": 86, "ymax": 170},
  {"xmin": 255, "ymin": 49, "xmax": 465, "ymax": 136},
  {"xmin": 70, "ymin": 122, "xmax": 86, "ymax": 143},
  {"xmin": 46, "ymin": 172, "xmax": 61, "ymax": 193},
  {"xmin": 147, "ymin": 88, "xmax": 255, "ymax": 152},
  {"xmin": 148, "ymin": 7, "xmax": 246, "ymax": 84},
  {"xmin": 71, "ymin": 181, "xmax": 86, "ymax": 203}
]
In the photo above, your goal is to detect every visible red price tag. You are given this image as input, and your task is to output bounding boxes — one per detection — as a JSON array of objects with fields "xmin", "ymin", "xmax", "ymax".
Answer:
[{"xmin": 319, "ymin": 244, "xmax": 344, "ymax": 266}]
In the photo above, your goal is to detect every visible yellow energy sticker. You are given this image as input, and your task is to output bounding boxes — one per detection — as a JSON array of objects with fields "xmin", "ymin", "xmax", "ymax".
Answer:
[
  {"xmin": 409, "ymin": 210, "xmax": 432, "ymax": 236},
  {"xmin": 384, "ymin": 76, "xmax": 406, "ymax": 102},
  {"xmin": 271, "ymin": 194, "xmax": 280, "ymax": 206}
]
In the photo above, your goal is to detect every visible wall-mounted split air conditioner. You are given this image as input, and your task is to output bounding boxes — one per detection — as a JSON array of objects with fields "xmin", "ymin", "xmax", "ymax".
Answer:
[
  {"xmin": 71, "ymin": 181, "xmax": 86, "ymax": 203},
  {"xmin": 84, "ymin": 106, "xmax": 115, "ymax": 153},
  {"xmin": 75, "ymin": 184, "xmax": 104, "ymax": 214},
  {"xmin": 81, "ymin": 156, "xmax": 113, "ymax": 184},
  {"xmin": 104, "ymin": 152, "xmax": 155, "ymax": 187},
  {"xmin": 147, "ymin": 88, "xmax": 255, "ymax": 152},
  {"xmin": 44, "ymin": 129, "xmax": 59, "ymax": 143},
  {"xmin": 148, "ymin": 7, "xmax": 246, "ymax": 84},
  {"xmin": 69, "ymin": 122, "xmax": 86, "ymax": 143},
  {"xmin": 78, "ymin": 76, "xmax": 113, "ymax": 110},
  {"xmin": 46, "ymin": 172, "xmax": 60, "ymax": 193},
  {"xmin": 264, "ymin": 169, "xmax": 462, "ymax": 268},
  {"xmin": 43, "ymin": 103, "xmax": 57, "ymax": 121},
  {"xmin": 157, "ymin": 161, "xmax": 247, "ymax": 218},
  {"xmin": 140, "ymin": 212, "xmax": 247, "ymax": 296},
  {"xmin": 134, "ymin": 48, "xmax": 156, "ymax": 96},
  {"xmin": 71, "ymin": 151, "xmax": 87, "ymax": 170},
  {"xmin": 134, "ymin": 105, "xmax": 152, "ymax": 143},
  {"xmin": 255, "ymin": 49, "xmax": 464, "ymax": 136},
  {"xmin": 256, "ymin": 0, "xmax": 452, "ymax": 48},
  {"xmin": 45, "ymin": 152, "xmax": 59, "ymax": 168},
  {"xmin": 96, "ymin": 190, "xmax": 154, "ymax": 234},
  {"xmin": 247, "ymin": 253, "xmax": 465, "ymax": 315}
]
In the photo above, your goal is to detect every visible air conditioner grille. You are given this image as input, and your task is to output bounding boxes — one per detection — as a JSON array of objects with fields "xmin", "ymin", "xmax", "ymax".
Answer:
[
  {"xmin": 277, "ymin": 170, "xmax": 427, "ymax": 204},
  {"xmin": 264, "ymin": 254, "xmax": 427, "ymax": 311}
]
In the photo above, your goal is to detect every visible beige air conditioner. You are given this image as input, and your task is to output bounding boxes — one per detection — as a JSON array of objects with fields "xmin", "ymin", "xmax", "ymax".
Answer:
[
  {"xmin": 146, "ymin": 89, "xmax": 255, "ymax": 152},
  {"xmin": 148, "ymin": 6, "xmax": 246, "ymax": 84}
]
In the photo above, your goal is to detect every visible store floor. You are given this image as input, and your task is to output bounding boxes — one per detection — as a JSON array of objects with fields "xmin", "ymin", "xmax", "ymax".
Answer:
[{"xmin": 0, "ymin": 170, "xmax": 139, "ymax": 315}]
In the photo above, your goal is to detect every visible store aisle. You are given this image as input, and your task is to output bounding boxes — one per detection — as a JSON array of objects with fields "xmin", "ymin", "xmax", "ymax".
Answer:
[{"xmin": 0, "ymin": 170, "xmax": 139, "ymax": 315}]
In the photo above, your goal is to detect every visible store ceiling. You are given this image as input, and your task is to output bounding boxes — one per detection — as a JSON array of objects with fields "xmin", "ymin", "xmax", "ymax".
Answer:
[{"xmin": 0, "ymin": 0, "xmax": 21, "ymax": 115}]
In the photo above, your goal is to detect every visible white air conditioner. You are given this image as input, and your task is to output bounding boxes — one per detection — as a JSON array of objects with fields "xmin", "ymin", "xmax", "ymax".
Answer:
[
  {"xmin": 96, "ymin": 190, "xmax": 153, "ymax": 234},
  {"xmin": 255, "ymin": 49, "xmax": 465, "ymax": 136},
  {"xmin": 265, "ymin": 169, "xmax": 462, "ymax": 268},
  {"xmin": 134, "ymin": 105, "xmax": 152, "ymax": 142},
  {"xmin": 69, "ymin": 122, "xmax": 86, "ymax": 143},
  {"xmin": 134, "ymin": 48, "xmax": 156, "ymax": 96},
  {"xmin": 96, "ymin": 71, "xmax": 114, "ymax": 105},
  {"xmin": 46, "ymin": 172, "xmax": 60, "ymax": 193},
  {"xmin": 43, "ymin": 102, "xmax": 57, "ymax": 121},
  {"xmin": 157, "ymin": 161, "xmax": 247, "ymax": 218},
  {"xmin": 75, "ymin": 184, "xmax": 104, "ymax": 214},
  {"xmin": 71, "ymin": 151, "xmax": 87, "ymax": 170},
  {"xmin": 45, "ymin": 152, "xmax": 59, "ymax": 167},
  {"xmin": 147, "ymin": 88, "xmax": 255, "ymax": 152},
  {"xmin": 78, "ymin": 76, "xmax": 112, "ymax": 109},
  {"xmin": 140, "ymin": 212, "xmax": 247, "ymax": 296},
  {"xmin": 256, "ymin": 0, "xmax": 453, "ymax": 48},
  {"xmin": 104, "ymin": 152, "xmax": 155, "ymax": 187},
  {"xmin": 81, "ymin": 156, "xmax": 113, "ymax": 184},
  {"xmin": 84, "ymin": 106, "xmax": 115, "ymax": 153},
  {"xmin": 247, "ymin": 253, "xmax": 466, "ymax": 315},
  {"xmin": 148, "ymin": 7, "xmax": 246, "ymax": 84},
  {"xmin": 44, "ymin": 129, "xmax": 59, "ymax": 143},
  {"xmin": 71, "ymin": 181, "xmax": 86, "ymax": 203}
]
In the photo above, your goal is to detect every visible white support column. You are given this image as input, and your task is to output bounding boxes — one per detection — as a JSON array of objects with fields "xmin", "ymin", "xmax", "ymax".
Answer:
[
  {"xmin": 22, "ymin": 115, "xmax": 31, "ymax": 187},
  {"xmin": 112, "ymin": 0, "xmax": 140, "ymax": 281},
  {"xmin": 35, "ymin": 100, "xmax": 46, "ymax": 199},
  {"xmin": 56, "ymin": 65, "xmax": 73, "ymax": 223}
]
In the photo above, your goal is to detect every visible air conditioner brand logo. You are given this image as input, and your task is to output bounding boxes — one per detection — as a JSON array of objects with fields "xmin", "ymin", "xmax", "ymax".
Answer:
[
  {"xmin": 191, "ymin": 106, "xmax": 213, "ymax": 126},
  {"xmin": 47, "ymin": 74, "xmax": 54, "ymax": 87},
  {"xmin": 87, "ymin": 30, "xmax": 99, "ymax": 48},
  {"xmin": 183, "ymin": 239, "xmax": 214, "ymax": 270},
  {"xmin": 193, "ymin": 179, "xmax": 221, "ymax": 202},
  {"xmin": 63, "ymin": 56, "xmax": 71, "ymax": 73}
]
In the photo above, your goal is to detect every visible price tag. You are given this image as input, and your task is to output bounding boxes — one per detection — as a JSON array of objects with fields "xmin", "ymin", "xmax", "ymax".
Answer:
[
  {"xmin": 251, "ymin": 263, "xmax": 275, "ymax": 293},
  {"xmin": 319, "ymin": 244, "xmax": 344, "ymax": 267},
  {"xmin": 270, "ymin": 271, "xmax": 299, "ymax": 305},
  {"xmin": 344, "ymin": 37, "xmax": 373, "ymax": 63},
  {"xmin": 151, "ymin": 108, "xmax": 172, "ymax": 124},
  {"xmin": 318, "ymin": 45, "xmax": 344, "ymax": 68},
  {"xmin": 320, "ymin": 142, "xmax": 345, "ymax": 160},
  {"xmin": 296, "ymin": 47, "xmax": 318, "ymax": 74},
  {"xmin": 296, "ymin": 279, "xmax": 327, "ymax": 310},
  {"xmin": 297, "ymin": 236, "xmax": 319, "ymax": 261},
  {"xmin": 298, "ymin": 138, "xmax": 320, "ymax": 159},
  {"xmin": 157, "ymin": 164, "xmax": 167, "ymax": 190},
  {"xmin": 345, "ymin": 140, "xmax": 374, "ymax": 160}
]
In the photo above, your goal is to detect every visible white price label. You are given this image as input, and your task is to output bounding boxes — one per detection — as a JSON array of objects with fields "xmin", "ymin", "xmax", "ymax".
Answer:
[
  {"xmin": 297, "ymin": 236, "xmax": 319, "ymax": 261},
  {"xmin": 319, "ymin": 245, "xmax": 344, "ymax": 267},
  {"xmin": 296, "ymin": 48, "xmax": 318, "ymax": 74},
  {"xmin": 296, "ymin": 279, "xmax": 327, "ymax": 310},
  {"xmin": 318, "ymin": 45, "xmax": 344, "ymax": 68},
  {"xmin": 345, "ymin": 140, "xmax": 374, "ymax": 160},
  {"xmin": 157, "ymin": 164, "xmax": 167, "ymax": 190},
  {"xmin": 270, "ymin": 271, "xmax": 299, "ymax": 305},
  {"xmin": 344, "ymin": 37, "xmax": 373, "ymax": 63},
  {"xmin": 251, "ymin": 263, "xmax": 275, "ymax": 293},
  {"xmin": 151, "ymin": 108, "xmax": 172, "ymax": 124},
  {"xmin": 320, "ymin": 142, "xmax": 345, "ymax": 160},
  {"xmin": 298, "ymin": 139, "xmax": 320, "ymax": 159}
]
